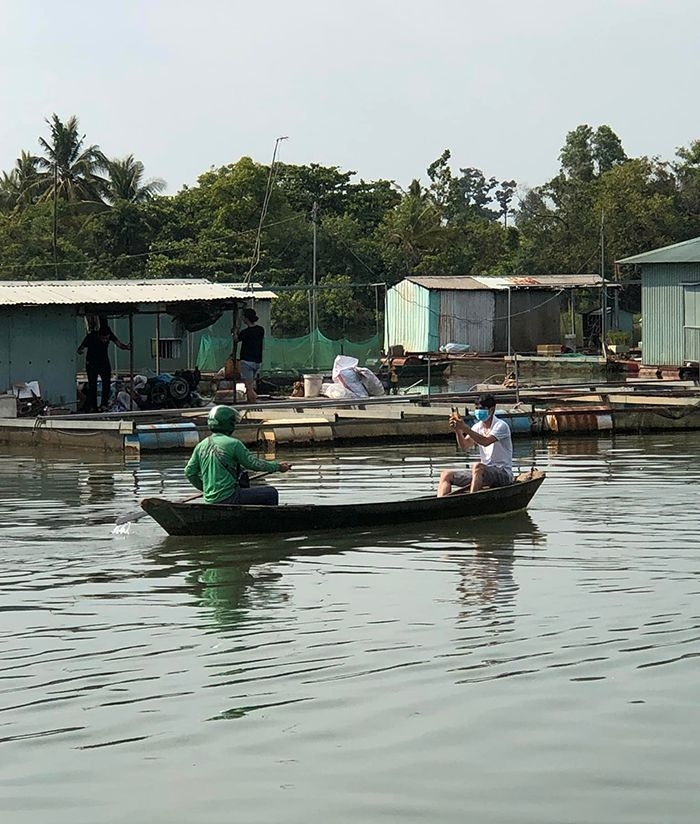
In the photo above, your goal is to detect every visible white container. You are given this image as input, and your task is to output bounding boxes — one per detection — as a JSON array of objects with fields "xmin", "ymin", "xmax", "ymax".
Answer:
[
  {"xmin": 564, "ymin": 333, "xmax": 577, "ymax": 352},
  {"xmin": 303, "ymin": 374, "xmax": 323, "ymax": 397}
]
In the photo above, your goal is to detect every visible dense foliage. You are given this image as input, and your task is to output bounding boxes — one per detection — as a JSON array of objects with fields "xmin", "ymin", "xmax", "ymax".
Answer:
[{"xmin": 2, "ymin": 115, "xmax": 700, "ymax": 336}]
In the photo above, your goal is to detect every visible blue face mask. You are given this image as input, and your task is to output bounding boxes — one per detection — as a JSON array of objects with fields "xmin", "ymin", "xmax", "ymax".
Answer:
[{"xmin": 474, "ymin": 408, "xmax": 490, "ymax": 422}]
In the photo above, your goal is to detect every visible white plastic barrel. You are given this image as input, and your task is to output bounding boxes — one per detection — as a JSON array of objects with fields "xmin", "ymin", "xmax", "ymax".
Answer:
[{"xmin": 303, "ymin": 374, "xmax": 323, "ymax": 397}]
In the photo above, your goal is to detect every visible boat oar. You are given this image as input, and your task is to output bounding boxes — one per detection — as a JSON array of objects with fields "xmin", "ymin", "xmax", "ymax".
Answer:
[
  {"xmin": 113, "ymin": 470, "xmax": 273, "ymax": 526},
  {"xmin": 114, "ymin": 492, "xmax": 203, "ymax": 526}
]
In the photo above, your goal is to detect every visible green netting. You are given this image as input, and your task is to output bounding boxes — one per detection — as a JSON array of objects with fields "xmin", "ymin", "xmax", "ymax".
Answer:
[
  {"xmin": 196, "ymin": 335, "xmax": 233, "ymax": 372},
  {"xmin": 196, "ymin": 330, "xmax": 381, "ymax": 373}
]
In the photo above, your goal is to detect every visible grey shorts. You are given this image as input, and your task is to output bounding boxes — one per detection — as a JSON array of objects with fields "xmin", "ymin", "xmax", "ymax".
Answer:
[
  {"xmin": 239, "ymin": 360, "xmax": 260, "ymax": 382},
  {"xmin": 450, "ymin": 465, "xmax": 513, "ymax": 488}
]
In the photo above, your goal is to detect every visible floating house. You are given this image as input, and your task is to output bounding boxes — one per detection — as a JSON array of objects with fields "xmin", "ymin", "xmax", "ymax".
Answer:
[
  {"xmin": 0, "ymin": 279, "xmax": 275, "ymax": 407},
  {"xmin": 384, "ymin": 274, "xmax": 606, "ymax": 354},
  {"xmin": 619, "ymin": 237, "xmax": 700, "ymax": 370}
]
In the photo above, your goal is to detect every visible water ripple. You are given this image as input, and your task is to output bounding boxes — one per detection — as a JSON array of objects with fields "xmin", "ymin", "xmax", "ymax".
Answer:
[{"xmin": 1, "ymin": 437, "xmax": 700, "ymax": 822}]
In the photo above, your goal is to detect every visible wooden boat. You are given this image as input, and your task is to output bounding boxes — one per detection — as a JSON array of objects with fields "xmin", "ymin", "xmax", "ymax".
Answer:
[{"xmin": 141, "ymin": 470, "xmax": 545, "ymax": 536}]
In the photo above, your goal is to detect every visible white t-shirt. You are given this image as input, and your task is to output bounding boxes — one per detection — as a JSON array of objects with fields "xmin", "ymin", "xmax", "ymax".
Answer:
[{"xmin": 471, "ymin": 417, "xmax": 513, "ymax": 478}]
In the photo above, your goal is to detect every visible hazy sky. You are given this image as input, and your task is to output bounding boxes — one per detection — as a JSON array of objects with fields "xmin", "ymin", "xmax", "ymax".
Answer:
[{"xmin": 1, "ymin": 0, "xmax": 699, "ymax": 195}]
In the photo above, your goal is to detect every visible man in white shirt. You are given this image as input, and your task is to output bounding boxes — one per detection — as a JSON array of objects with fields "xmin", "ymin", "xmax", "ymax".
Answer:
[{"xmin": 437, "ymin": 393, "xmax": 513, "ymax": 496}]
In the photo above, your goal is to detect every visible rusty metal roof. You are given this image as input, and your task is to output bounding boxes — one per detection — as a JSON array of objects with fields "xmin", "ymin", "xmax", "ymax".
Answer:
[
  {"xmin": 405, "ymin": 274, "xmax": 604, "ymax": 290},
  {"xmin": 0, "ymin": 279, "xmax": 277, "ymax": 306}
]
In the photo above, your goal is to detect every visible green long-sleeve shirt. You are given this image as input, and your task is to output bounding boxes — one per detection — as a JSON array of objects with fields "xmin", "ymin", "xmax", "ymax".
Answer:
[{"xmin": 184, "ymin": 433, "xmax": 281, "ymax": 503}]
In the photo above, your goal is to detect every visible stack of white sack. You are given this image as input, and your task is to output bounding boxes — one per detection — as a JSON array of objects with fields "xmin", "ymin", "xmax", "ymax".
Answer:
[{"xmin": 321, "ymin": 356, "xmax": 385, "ymax": 399}]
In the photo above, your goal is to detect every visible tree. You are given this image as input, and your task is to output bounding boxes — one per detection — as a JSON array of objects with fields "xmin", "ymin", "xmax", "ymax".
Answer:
[
  {"xmin": 674, "ymin": 139, "xmax": 700, "ymax": 236},
  {"xmin": 378, "ymin": 179, "xmax": 445, "ymax": 276},
  {"xmin": 36, "ymin": 114, "xmax": 105, "ymax": 205},
  {"xmin": 560, "ymin": 125, "xmax": 595, "ymax": 181},
  {"xmin": 592, "ymin": 125, "xmax": 627, "ymax": 174},
  {"xmin": 0, "ymin": 151, "xmax": 42, "ymax": 210},
  {"xmin": 317, "ymin": 273, "xmax": 368, "ymax": 337},
  {"xmin": 560, "ymin": 124, "xmax": 627, "ymax": 180},
  {"xmin": 277, "ymin": 163, "xmax": 354, "ymax": 215},
  {"xmin": 495, "ymin": 180, "xmax": 517, "ymax": 227},
  {"xmin": 103, "ymin": 155, "xmax": 165, "ymax": 204},
  {"xmin": 426, "ymin": 151, "xmax": 502, "ymax": 222}
]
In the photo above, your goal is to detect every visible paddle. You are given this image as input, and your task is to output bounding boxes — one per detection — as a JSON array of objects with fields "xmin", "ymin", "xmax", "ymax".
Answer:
[
  {"xmin": 114, "ymin": 492, "xmax": 203, "ymax": 526},
  {"xmin": 113, "ymin": 471, "xmax": 272, "ymax": 526}
]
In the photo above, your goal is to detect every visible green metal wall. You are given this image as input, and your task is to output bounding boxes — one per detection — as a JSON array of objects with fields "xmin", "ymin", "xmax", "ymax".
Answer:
[
  {"xmin": 641, "ymin": 263, "xmax": 700, "ymax": 366},
  {"xmin": 1, "ymin": 306, "xmax": 79, "ymax": 406},
  {"xmin": 384, "ymin": 280, "xmax": 439, "ymax": 352}
]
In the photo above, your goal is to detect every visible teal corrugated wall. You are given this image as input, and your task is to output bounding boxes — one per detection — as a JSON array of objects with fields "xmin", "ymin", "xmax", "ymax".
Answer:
[
  {"xmin": 1, "ymin": 306, "xmax": 79, "ymax": 405},
  {"xmin": 428, "ymin": 290, "xmax": 440, "ymax": 350},
  {"xmin": 642, "ymin": 263, "xmax": 700, "ymax": 366},
  {"xmin": 385, "ymin": 280, "xmax": 431, "ymax": 352}
]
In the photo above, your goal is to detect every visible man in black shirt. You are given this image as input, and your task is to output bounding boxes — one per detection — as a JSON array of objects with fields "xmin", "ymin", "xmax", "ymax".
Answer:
[
  {"xmin": 235, "ymin": 307, "xmax": 264, "ymax": 403},
  {"xmin": 77, "ymin": 323, "xmax": 131, "ymax": 412}
]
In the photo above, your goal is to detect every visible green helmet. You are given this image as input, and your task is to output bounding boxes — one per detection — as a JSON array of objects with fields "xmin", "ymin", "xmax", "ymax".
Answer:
[{"xmin": 207, "ymin": 405, "xmax": 241, "ymax": 434}]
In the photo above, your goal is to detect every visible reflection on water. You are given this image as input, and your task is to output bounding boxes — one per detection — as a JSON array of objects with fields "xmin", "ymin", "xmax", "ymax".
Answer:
[
  {"xmin": 1, "ymin": 437, "xmax": 700, "ymax": 823},
  {"xmin": 452, "ymin": 514, "xmax": 543, "ymax": 624}
]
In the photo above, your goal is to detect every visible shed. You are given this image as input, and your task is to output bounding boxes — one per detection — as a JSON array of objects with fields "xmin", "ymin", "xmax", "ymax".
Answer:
[
  {"xmin": 384, "ymin": 274, "xmax": 605, "ymax": 354},
  {"xmin": 619, "ymin": 236, "xmax": 700, "ymax": 368},
  {"xmin": 0, "ymin": 279, "xmax": 275, "ymax": 406}
]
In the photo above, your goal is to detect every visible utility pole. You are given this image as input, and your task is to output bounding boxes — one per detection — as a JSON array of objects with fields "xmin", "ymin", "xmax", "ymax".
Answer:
[
  {"xmin": 600, "ymin": 210, "xmax": 606, "ymax": 358},
  {"xmin": 311, "ymin": 200, "xmax": 318, "ymax": 332},
  {"xmin": 311, "ymin": 200, "xmax": 318, "ymax": 369},
  {"xmin": 52, "ymin": 162, "xmax": 58, "ymax": 278}
]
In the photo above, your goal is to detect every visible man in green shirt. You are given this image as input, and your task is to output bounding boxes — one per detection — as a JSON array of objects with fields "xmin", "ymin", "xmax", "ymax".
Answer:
[{"xmin": 185, "ymin": 405, "xmax": 291, "ymax": 505}]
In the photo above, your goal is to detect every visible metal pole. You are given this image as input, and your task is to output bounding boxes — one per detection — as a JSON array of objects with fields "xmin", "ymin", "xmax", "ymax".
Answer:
[
  {"xmin": 507, "ymin": 286, "xmax": 512, "ymax": 358},
  {"xmin": 571, "ymin": 290, "xmax": 575, "ymax": 336},
  {"xmin": 601, "ymin": 211, "xmax": 607, "ymax": 358},
  {"xmin": 155, "ymin": 312, "xmax": 161, "ymax": 375},
  {"xmin": 231, "ymin": 306, "xmax": 236, "ymax": 365},
  {"xmin": 128, "ymin": 312, "xmax": 134, "ymax": 393},
  {"xmin": 52, "ymin": 162, "xmax": 58, "ymax": 278},
  {"xmin": 374, "ymin": 284, "xmax": 379, "ymax": 340},
  {"xmin": 311, "ymin": 201, "xmax": 318, "ymax": 370}
]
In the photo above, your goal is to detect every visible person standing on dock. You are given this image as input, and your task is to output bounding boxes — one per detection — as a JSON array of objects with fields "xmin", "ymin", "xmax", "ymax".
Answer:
[
  {"xmin": 185, "ymin": 405, "xmax": 291, "ymax": 505},
  {"xmin": 437, "ymin": 393, "xmax": 513, "ymax": 496},
  {"xmin": 235, "ymin": 307, "xmax": 264, "ymax": 404},
  {"xmin": 77, "ymin": 322, "xmax": 131, "ymax": 413}
]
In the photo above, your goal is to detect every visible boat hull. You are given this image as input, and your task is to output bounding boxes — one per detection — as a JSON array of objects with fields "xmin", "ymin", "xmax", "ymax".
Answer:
[{"xmin": 141, "ymin": 471, "xmax": 545, "ymax": 536}]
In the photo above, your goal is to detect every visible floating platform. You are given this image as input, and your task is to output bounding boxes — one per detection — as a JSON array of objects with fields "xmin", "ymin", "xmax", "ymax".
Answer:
[{"xmin": 1, "ymin": 380, "xmax": 700, "ymax": 453}]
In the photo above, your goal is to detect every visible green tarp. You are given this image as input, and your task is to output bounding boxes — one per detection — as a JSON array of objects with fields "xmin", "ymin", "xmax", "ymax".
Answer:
[{"xmin": 197, "ymin": 329, "xmax": 381, "ymax": 373}]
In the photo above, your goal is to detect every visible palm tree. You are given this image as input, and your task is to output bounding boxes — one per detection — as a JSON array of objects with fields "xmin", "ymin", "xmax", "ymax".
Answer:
[
  {"xmin": 383, "ymin": 179, "xmax": 445, "ymax": 272},
  {"xmin": 0, "ymin": 151, "xmax": 42, "ymax": 210},
  {"xmin": 36, "ymin": 114, "xmax": 106, "ymax": 205},
  {"xmin": 102, "ymin": 154, "xmax": 166, "ymax": 203}
]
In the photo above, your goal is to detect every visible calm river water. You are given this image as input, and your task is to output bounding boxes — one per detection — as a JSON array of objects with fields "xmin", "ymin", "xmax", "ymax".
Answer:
[{"xmin": 1, "ymin": 433, "xmax": 699, "ymax": 824}]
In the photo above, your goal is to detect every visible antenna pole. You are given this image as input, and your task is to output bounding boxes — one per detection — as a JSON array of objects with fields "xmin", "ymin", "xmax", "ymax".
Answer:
[{"xmin": 245, "ymin": 135, "xmax": 288, "ymax": 284}]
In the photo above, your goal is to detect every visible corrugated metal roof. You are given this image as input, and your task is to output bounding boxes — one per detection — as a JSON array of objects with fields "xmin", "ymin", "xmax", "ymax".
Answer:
[
  {"xmin": 405, "ymin": 274, "xmax": 604, "ymax": 290},
  {"xmin": 618, "ymin": 236, "xmax": 700, "ymax": 264},
  {"xmin": 0, "ymin": 279, "xmax": 277, "ymax": 306}
]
